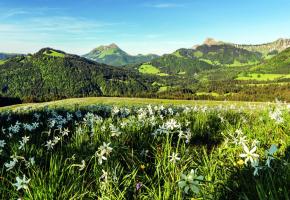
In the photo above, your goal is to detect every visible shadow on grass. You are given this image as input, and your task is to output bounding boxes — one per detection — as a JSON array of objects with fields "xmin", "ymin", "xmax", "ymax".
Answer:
[{"xmin": 218, "ymin": 146, "xmax": 290, "ymax": 200}]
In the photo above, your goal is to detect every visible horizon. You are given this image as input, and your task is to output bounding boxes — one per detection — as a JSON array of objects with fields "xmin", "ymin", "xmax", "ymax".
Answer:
[
  {"xmin": 1, "ymin": 37, "xmax": 290, "ymax": 56},
  {"xmin": 1, "ymin": 0, "xmax": 290, "ymax": 55}
]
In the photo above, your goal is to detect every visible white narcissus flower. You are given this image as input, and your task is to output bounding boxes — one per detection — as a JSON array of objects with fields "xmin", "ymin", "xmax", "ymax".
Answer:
[
  {"xmin": 13, "ymin": 175, "xmax": 31, "ymax": 191},
  {"xmin": 4, "ymin": 160, "xmax": 17, "ymax": 171},
  {"xmin": 45, "ymin": 140, "xmax": 54, "ymax": 150},
  {"xmin": 96, "ymin": 151, "xmax": 107, "ymax": 165},
  {"xmin": 169, "ymin": 152, "xmax": 181, "ymax": 163},
  {"xmin": 98, "ymin": 142, "xmax": 113, "ymax": 156},
  {"xmin": 100, "ymin": 170, "xmax": 108, "ymax": 183},
  {"xmin": 0, "ymin": 140, "xmax": 6, "ymax": 148},
  {"xmin": 239, "ymin": 144, "xmax": 259, "ymax": 165}
]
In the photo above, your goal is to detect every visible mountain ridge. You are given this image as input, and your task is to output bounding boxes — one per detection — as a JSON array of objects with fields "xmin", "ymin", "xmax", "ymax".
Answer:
[{"xmin": 83, "ymin": 44, "xmax": 159, "ymax": 66}]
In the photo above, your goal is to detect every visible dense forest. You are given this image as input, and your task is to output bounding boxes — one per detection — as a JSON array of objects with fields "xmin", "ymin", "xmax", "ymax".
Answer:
[{"xmin": 0, "ymin": 48, "xmax": 157, "ymax": 104}]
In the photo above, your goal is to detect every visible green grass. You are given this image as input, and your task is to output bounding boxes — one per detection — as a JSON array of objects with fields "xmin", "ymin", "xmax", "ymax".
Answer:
[
  {"xmin": 158, "ymin": 86, "xmax": 168, "ymax": 93},
  {"xmin": 0, "ymin": 97, "xmax": 278, "ymax": 112},
  {"xmin": 139, "ymin": 64, "xmax": 169, "ymax": 76},
  {"xmin": 139, "ymin": 64, "xmax": 161, "ymax": 74},
  {"xmin": 246, "ymin": 82, "xmax": 290, "ymax": 87},
  {"xmin": 44, "ymin": 50, "xmax": 65, "ymax": 58},
  {"xmin": 193, "ymin": 51, "xmax": 203, "ymax": 58},
  {"xmin": 196, "ymin": 92, "xmax": 220, "ymax": 97},
  {"xmin": 226, "ymin": 60, "xmax": 259, "ymax": 67},
  {"xmin": 98, "ymin": 48, "xmax": 119, "ymax": 58},
  {"xmin": 0, "ymin": 60, "xmax": 6, "ymax": 65},
  {"xmin": 172, "ymin": 51, "xmax": 183, "ymax": 58},
  {"xmin": 236, "ymin": 73, "xmax": 290, "ymax": 81},
  {"xmin": 0, "ymin": 101, "xmax": 289, "ymax": 199}
]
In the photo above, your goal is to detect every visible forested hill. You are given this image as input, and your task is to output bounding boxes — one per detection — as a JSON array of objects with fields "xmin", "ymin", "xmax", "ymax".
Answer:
[
  {"xmin": 0, "ymin": 48, "xmax": 156, "ymax": 102},
  {"xmin": 250, "ymin": 47, "xmax": 290, "ymax": 74},
  {"xmin": 83, "ymin": 43, "xmax": 159, "ymax": 66}
]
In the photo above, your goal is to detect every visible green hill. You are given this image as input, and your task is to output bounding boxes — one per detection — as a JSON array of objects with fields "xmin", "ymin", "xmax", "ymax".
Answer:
[
  {"xmin": 135, "ymin": 42, "xmax": 262, "ymax": 77},
  {"xmin": 177, "ymin": 43, "xmax": 262, "ymax": 66},
  {"xmin": 83, "ymin": 43, "xmax": 159, "ymax": 66},
  {"xmin": 144, "ymin": 54, "xmax": 215, "ymax": 75},
  {"xmin": 0, "ymin": 48, "xmax": 156, "ymax": 102},
  {"xmin": 250, "ymin": 47, "xmax": 290, "ymax": 74}
]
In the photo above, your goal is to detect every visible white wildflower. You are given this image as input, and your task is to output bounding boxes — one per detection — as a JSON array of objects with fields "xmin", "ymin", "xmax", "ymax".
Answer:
[
  {"xmin": 239, "ymin": 144, "xmax": 259, "ymax": 165},
  {"xmin": 13, "ymin": 175, "xmax": 31, "ymax": 191},
  {"xmin": 169, "ymin": 152, "xmax": 181, "ymax": 163}
]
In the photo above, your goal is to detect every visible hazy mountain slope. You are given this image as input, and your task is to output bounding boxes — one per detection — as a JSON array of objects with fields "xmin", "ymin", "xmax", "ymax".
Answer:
[
  {"xmin": 235, "ymin": 38, "xmax": 290, "ymax": 55},
  {"xmin": 0, "ymin": 48, "xmax": 155, "ymax": 102},
  {"xmin": 83, "ymin": 44, "xmax": 159, "ymax": 66},
  {"xmin": 0, "ymin": 53, "xmax": 23, "ymax": 60}
]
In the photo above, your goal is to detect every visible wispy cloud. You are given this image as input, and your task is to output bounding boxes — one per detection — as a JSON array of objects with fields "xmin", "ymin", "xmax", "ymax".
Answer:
[
  {"xmin": 144, "ymin": 3, "xmax": 185, "ymax": 8},
  {"xmin": 0, "ymin": 6, "xmax": 123, "ymax": 54}
]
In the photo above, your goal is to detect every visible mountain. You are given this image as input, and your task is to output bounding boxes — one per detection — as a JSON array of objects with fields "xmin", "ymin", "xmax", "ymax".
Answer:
[
  {"xmin": 0, "ymin": 48, "xmax": 156, "ymax": 102},
  {"xmin": 194, "ymin": 38, "xmax": 290, "ymax": 57},
  {"xmin": 178, "ymin": 42, "xmax": 262, "ymax": 66},
  {"xmin": 234, "ymin": 38, "xmax": 290, "ymax": 56},
  {"xmin": 134, "ymin": 40, "xmax": 263, "ymax": 77},
  {"xmin": 83, "ymin": 43, "xmax": 159, "ymax": 66},
  {"xmin": 0, "ymin": 53, "xmax": 23, "ymax": 60},
  {"xmin": 250, "ymin": 47, "xmax": 290, "ymax": 74}
]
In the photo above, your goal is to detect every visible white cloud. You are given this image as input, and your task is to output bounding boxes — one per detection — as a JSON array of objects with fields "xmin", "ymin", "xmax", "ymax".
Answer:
[{"xmin": 145, "ymin": 3, "xmax": 185, "ymax": 8}]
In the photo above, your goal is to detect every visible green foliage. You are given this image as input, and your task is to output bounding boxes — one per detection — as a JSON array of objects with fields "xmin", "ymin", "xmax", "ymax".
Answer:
[
  {"xmin": 251, "ymin": 47, "xmax": 290, "ymax": 74},
  {"xmin": 43, "ymin": 50, "xmax": 65, "ymax": 58},
  {"xmin": 0, "ymin": 48, "xmax": 156, "ymax": 102},
  {"xmin": 139, "ymin": 64, "xmax": 161, "ymax": 74},
  {"xmin": 236, "ymin": 73, "xmax": 290, "ymax": 81},
  {"xmin": 148, "ymin": 54, "xmax": 215, "ymax": 75},
  {"xmin": 177, "ymin": 44, "xmax": 263, "ymax": 66}
]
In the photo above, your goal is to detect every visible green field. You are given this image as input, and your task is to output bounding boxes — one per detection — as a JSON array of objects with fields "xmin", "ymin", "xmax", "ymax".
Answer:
[
  {"xmin": 236, "ymin": 73, "xmax": 290, "ymax": 81},
  {"xmin": 139, "ymin": 64, "xmax": 160, "ymax": 74},
  {"xmin": 44, "ymin": 50, "xmax": 65, "ymax": 58},
  {"xmin": 0, "ymin": 98, "xmax": 289, "ymax": 199},
  {"xmin": 196, "ymin": 92, "xmax": 220, "ymax": 97},
  {"xmin": 0, "ymin": 97, "xmax": 276, "ymax": 112},
  {"xmin": 138, "ymin": 64, "xmax": 169, "ymax": 76},
  {"xmin": 0, "ymin": 60, "xmax": 6, "ymax": 65}
]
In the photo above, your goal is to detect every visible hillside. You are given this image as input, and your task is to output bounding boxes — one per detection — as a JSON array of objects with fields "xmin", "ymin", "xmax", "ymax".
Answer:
[
  {"xmin": 135, "ymin": 42, "xmax": 262, "ymax": 77},
  {"xmin": 177, "ymin": 43, "xmax": 262, "ymax": 66},
  {"xmin": 195, "ymin": 38, "xmax": 290, "ymax": 57},
  {"xmin": 83, "ymin": 43, "xmax": 159, "ymax": 66},
  {"xmin": 0, "ymin": 48, "xmax": 156, "ymax": 102},
  {"xmin": 250, "ymin": 47, "xmax": 290, "ymax": 74}
]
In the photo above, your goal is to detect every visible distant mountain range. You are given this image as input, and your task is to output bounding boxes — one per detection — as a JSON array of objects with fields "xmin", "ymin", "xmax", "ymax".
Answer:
[
  {"xmin": 0, "ymin": 53, "xmax": 23, "ymax": 60},
  {"xmin": 195, "ymin": 38, "xmax": 290, "ymax": 55},
  {"xmin": 132, "ymin": 38, "xmax": 290, "ymax": 77},
  {"xmin": 83, "ymin": 43, "xmax": 159, "ymax": 66}
]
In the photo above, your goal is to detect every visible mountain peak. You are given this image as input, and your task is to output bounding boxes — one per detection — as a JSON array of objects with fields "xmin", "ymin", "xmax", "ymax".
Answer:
[
  {"xmin": 203, "ymin": 38, "xmax": 225, "ymax": 46},
  {"xmin": 94, "ymin": 43, "xmax": 120, "ymax": 52},
  {"xmin": 108, "ymin": 43, "xmax": 119, "ymax": 49},
  {"xmin": 193, "ymin": 38, "xmax": 225, "ymax": 49}
]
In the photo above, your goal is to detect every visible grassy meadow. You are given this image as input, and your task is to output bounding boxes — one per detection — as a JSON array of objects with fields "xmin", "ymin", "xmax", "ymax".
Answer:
[{"xmin": 0, "ymin": 98, "xmax": 289, "ymax": 199}]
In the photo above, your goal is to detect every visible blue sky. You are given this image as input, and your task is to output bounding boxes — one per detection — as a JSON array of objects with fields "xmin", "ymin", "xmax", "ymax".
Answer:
[{"xmin": 0, "ymin": 0, "xmax": 290, "ymax": 55}]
